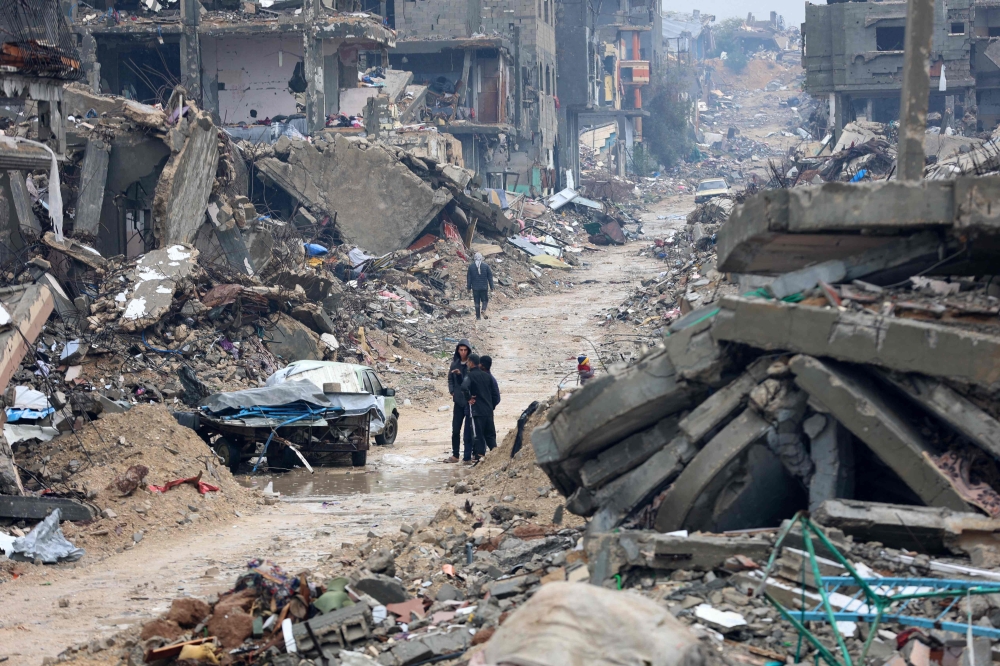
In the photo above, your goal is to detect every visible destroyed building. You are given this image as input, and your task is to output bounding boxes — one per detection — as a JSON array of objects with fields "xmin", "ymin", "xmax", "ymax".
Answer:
[
  {"xmin": 555, "ymin": 0, "xmax": 661, "ymax": 184},
  {"xmin": 389, "ymin": 0, "xmax": 559, "ymax": 192},
  {"xmin": 804, "ymin": 0, "xmax": 974, "ymax": 136},
  {"xmin": 71, "ymin": 0, "xmax": 396, "ymax": 136}
]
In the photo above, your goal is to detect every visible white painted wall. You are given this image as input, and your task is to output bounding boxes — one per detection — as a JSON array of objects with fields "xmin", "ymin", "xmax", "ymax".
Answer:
[{"xmin": 202, "ymin": 35, "xmax": 303, "ymax": 125}]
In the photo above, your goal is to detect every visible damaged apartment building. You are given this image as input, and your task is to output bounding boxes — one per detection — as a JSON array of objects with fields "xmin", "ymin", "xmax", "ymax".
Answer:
[
  {"xmin": 556, "ymin": 0, "xmax": 661, "ymax": 186},
  {"xmin": 388, "ymin": 0, "xmax": 560, "ymax": 193},
  {"xmin": 804, "ymin": 0, "xmax": 976, "ymax": 137}
]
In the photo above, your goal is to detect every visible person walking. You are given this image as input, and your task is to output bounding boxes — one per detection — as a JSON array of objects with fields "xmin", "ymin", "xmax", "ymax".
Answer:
[
  {"xmin": 461, "ymin": 353, "xmax": 500, "ymax": 461},
  {"xmin": 446, "ymin": 339, "xmax": 473, "ymax": 463},
  {"xmin": 466, "ymin": 252, "xmax": 494, "ymax": 320}
]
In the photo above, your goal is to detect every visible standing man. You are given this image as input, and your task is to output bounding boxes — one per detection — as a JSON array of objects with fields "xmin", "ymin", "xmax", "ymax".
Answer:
[
  {"xmin": 461, "ymin": 353, "xmax": 500, "ymax": 461},
  {"xmin": 446, "ymin": 339, "xmax": 473, "ymax": 463},
  {"xmin": 479, "ymin": 355, "xmax": 500, "ymax": 453},
  {"xmin": 467, "ymin": 252, "xmax": 494, "ymax": 320}
]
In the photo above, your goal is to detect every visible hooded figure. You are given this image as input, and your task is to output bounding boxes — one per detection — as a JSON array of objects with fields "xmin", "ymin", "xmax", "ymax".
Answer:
[
  {"xmin": 467, "ymin": 254, "xmax": 494, "ymax": 320},
  {"xmin": 447, "ymin": 339, "xmax": 473, "ymax": 462}
]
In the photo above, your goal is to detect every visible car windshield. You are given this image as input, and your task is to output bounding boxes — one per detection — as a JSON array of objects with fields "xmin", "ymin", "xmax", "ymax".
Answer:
[{"xmin": 698, "ymin": 180, "xmax": 727, "ymax": 192}]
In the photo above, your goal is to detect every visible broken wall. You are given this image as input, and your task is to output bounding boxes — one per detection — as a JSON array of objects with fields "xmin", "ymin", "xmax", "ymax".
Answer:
[
  {"xmin": 201, "ymin": 35, "xmax": 304, "ymax": 125},
  {"xmin": 256, "ymin": 134, "xmax": 451, "ymax": 255}
]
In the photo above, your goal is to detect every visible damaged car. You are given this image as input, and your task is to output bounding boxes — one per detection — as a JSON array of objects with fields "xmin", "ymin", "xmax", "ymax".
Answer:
[{"xmin": 174, "ymin": 361, "xmax": 396, "ymax": 471}]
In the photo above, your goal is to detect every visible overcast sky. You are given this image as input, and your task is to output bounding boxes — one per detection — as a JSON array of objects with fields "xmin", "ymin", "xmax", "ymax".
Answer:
[{"xmin": 663, "ymin": 0, "xmax": 807, "ymax": 28}]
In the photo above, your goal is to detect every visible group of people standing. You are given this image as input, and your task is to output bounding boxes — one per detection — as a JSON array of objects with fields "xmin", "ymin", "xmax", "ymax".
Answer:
[{"xmin": 446, "ymin": 339, "xmax": 500, "ymax": 463}]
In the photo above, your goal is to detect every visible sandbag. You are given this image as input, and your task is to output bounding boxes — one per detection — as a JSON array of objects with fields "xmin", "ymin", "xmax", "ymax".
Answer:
[{"xmin": 478, "ymin": 582, "xmax": 705, "ymax": 666}]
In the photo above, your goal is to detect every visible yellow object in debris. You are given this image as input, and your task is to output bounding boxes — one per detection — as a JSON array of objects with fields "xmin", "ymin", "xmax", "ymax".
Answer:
[
  {"xmin": 307, "ymin": 257, "xmax": 324, "ymax": 267},
  {"xmin": 178, "ymin": 644, "xmax": 220, "ymax": 665},
  {"xmin": 530, "ymin": 255, "xmax": 571, "ymax": 270}
]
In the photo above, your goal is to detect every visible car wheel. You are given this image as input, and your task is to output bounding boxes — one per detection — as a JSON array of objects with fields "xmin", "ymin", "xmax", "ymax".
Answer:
[
  {"xmin": 351, "ymin": 450, "xmax": 368, "ymax": 467},
  {"xmin": 213, "ymin": 437, "xmax": 240, "ymax": 473},
  {"xmin": 374, "ymin": 414, "xmax": 398, "ymax": 446}
]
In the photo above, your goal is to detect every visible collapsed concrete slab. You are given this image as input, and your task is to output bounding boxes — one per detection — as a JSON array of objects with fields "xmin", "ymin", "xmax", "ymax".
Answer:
[
  {"xmin": 789, "ymin": 355, "xmax": 971, "ymax": 511},
  {"xmin": 710, "ymin": 296, "xmax": 1000, "ymax": 390},
  {"xmin": 587, "ymin": 434, "xmax": 699, "ymax": 532},
  {"xmin": 257, "ymin": 135, "xmax": 452, "ymax": 255},
  {"xmin": 118, "ymin": 246, "xmax": 198, "ymax": 333},
  {"xmin": 578, "ymin": 416, "xmax": 680, "ymax": 490},
  {"xmin": 654, "ymin": 408, "xmax": 779, "ymax": 533},
  {"xmin": 716, "ymin": 177, "xmax": 1000, "ymax": 276},
  {"xmin": 532, "ymin": 346, "xmax": 701, "ymax": 467},
  {"xmin": 814, "ymin": 498, "xmax": 1000, "ymax": 556},
  {"xmin": 587, "ymin": 531, "xmax": 773, "ymax": 582},
  {"xmin": 152, "ymin": 109, "xmax": 219, "ymax": 246},
  {"xmin": 266, "ymin": 313, "xmax": 323, "ymax": 363}
]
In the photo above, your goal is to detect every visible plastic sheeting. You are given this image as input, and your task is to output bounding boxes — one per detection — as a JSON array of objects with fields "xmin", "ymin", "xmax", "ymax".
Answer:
[
  {"xmin": 10, "ymin": 509, "xmax": 85, "ymax": 563},
  {"xmin": 200, "ymin": 379, "xmax": 384, "ymax": 423}
]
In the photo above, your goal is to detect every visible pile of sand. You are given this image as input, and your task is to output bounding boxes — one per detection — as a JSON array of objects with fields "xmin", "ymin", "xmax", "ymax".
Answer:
[{"xmin": 13, "ymin": 404, "xmax": 262, "ymax": 562}]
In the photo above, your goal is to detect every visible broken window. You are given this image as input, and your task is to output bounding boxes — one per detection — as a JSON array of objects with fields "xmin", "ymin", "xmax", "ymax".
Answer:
[
  {"xmin": 545, "ymin": 65, "xmax": 551, "ymax": 95},
  {"xmin": 875, "ymin": 26, "xmax": 905, "ymax": 52},
  {"xmin": 950, "ymin": 22, "xmax": 965, "ymax": 34}
]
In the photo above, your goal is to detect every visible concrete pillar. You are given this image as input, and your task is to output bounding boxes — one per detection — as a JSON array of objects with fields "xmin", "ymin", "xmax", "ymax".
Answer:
[
  {"xmin": 80, "ymin": 31, "xmax": 100, "ymax": 94},
  {"xmin": 180, "ymin": 0, "xmax": 202, "ymax": 101},
  {"xmin": 866, "ymin": 98, "xmax": 874, "ymax": 122},
  {"xmin": 898, "ymin": 0, "xmax": 935, "ymax": 181},
  {"xmin": 616, "ymin": 114, "xmax": 627, "ymax": 177},
  {"xmin": 945, "ymin": 94, "xmax": 955, "ymax": 130},
  {"xmin": 324, "ymin": 51, "xmax": 341, "ymax": 116},
  {"xmin": 304, "ymin": 35, "xmax": 326, "ymax": 134}
]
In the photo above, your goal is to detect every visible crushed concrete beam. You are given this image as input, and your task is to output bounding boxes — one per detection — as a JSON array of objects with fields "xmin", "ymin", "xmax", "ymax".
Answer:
[
  {"xmin": 153, "ymin": 109, "xmax": 219, "ymax": 246},
  {"xmin": 586, "ymin": 434, "xmax": 698, "ymax": 532},
  {"xmin": 7, "ymin": 170, "xmax": 38, "ymax": 234},
  {"xmin": 586, "ymin": 531, "xmax": 773, "ymax": 582},
  {"xmin": 578, "ymin": 415, "xmax": 680, "ymax": 490},
  {"xmin": 654, "ymin": 409, "xmax": 775, "ymax": 533},
  {"xmin": 883, "ymin": 373, "xmax": 1000, "ymax": 461},
  {"xmin": 532, "ymin": 346, "xmax": 701, "ymax": 466},
  {"xmin": 789, "ymin": 355, "xmax": 970, "ymax": 511},
  {"xmin": 677, "ymin": 358, "xmax": 770, "ymax": 443},
  {"xmin": 0, "ymin": 494, "xmax": 98, "ymax": 521},
  {"xmin": 814, "ymin": 498, "xmax": 1000, "ymax": 556},
  {"xmin": 710, "ymin": 296, "xmax": 1000, "ymax": 390},
  {"xmin": 118, "ymin": 246, "xmax": 198, "ymax": 333},
  {"xmin": 663, "ymin": 314, "xmax": 728, "ymax": 385},
  {"xmin": 74, "ymin": 139, "xmax": 110, "ymax": 237},
  {"xmin": 257, "ymin": 135, "xmax": 452, "ymax": 255}
]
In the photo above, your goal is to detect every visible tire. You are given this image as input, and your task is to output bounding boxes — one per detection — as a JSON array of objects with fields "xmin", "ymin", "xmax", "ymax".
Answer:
[
  {"xmin": 351, "ymin": 450, "xmax": 368, "ymax": 467},
  {"xmin": 213, "ymin": 437, "xmax": 240, "ymax": 474},
  {"xmin": 374, "ymin": 414, "xmax": 398, "ymax": 446}
]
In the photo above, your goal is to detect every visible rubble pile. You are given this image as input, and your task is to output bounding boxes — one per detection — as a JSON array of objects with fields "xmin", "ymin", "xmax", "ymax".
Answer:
[{"xmin": 3, "ymin": 404, "xmax": 259, "ymax": 571}]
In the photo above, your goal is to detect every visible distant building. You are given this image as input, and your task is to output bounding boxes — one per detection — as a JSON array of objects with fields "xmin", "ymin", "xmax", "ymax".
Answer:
[{"xmin": 803, "ymin": 0, "xmax": 974, "ymax": 138}]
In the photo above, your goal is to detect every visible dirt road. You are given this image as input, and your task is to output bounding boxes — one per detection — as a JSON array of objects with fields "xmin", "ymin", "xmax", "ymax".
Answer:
[{"xmin": 0, "ymin": 197, "xmax": 691, "ymax": 665}]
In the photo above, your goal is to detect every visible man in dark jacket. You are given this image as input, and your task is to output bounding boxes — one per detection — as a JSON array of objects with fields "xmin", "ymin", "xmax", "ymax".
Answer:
[
  {"xmin": 446, "ymin": 339, "xmax": 472, "ymax": 463},
  {"xmin": 461, "ymin": 353, "xmax": 500, "ymax": 460},
  {"xmin": 466, "ymin": 253, "xmax": 494, "ymax": 320},
  {"xmin": 480, "ymin": 355, "xmax": 500, "ymax": 453}
]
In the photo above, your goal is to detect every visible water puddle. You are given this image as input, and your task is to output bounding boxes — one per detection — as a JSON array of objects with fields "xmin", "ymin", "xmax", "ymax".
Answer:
[{"xmin": 238, "ymin": 453, "xmax": 455, "ymax": 500}]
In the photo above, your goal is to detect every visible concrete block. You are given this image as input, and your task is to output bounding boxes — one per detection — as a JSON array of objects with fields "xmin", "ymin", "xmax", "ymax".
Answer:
[
  {"xmin": 74, "ymin": 141, "xmax": 111, "ymax": 237},
  {"xmin": 586, "ymin": 531, "xmax": 773, "ymax": 580},
  {"xmin": 654, "ymin": 409, "xmax": 776, "ymax": 533},
  {"xmin": 711, "ymin": 296, "xmax": 1000, "ymax": 390},
  {"xmin": 789, "ymin": 355, "xmax": 970, "ymax": 511},
  {"xmin": 813, "ymin": 498, "xmax": 1000, "ymax": 556},
  {"xmin": 531, "ymin": 346, "xmax": 700, "ymax": 465}
]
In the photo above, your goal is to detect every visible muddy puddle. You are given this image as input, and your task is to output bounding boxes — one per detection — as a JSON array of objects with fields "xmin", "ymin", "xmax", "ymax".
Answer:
[{"xmin": 238, "ymin": 453, "xmax": 456, "ymax": 501}]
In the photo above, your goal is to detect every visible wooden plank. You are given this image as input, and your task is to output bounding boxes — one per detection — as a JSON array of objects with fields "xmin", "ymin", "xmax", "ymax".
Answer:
[{"xmin": 0, "ymin": 495, "xmax": 98, "ymax": 521}]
